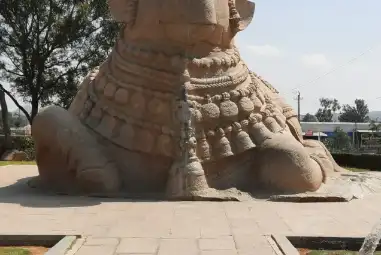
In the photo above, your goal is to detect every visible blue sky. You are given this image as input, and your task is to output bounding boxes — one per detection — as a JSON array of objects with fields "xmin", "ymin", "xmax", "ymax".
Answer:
[{"xmin": 236, "ymin": 0, "xmax": 381, "ymax": 114}]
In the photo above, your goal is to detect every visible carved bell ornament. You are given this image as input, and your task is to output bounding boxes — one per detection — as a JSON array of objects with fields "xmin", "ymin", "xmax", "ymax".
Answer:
[
  {"xmin": 201, "ymin": 95, "xmax": 220, "ymax": 122},
  {"xmin": 220, "ymin": 92, "xmax": 239, "ymax": 121}
]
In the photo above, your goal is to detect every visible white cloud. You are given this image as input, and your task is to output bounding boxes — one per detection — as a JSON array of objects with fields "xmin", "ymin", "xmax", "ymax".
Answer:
[
  {"xmin": 301, "ymin": 53, "xmax": 332, "ymax": 68},
  {"xmin": 247, "ymin": 44, "xmax": 282, "ymax": 57}
]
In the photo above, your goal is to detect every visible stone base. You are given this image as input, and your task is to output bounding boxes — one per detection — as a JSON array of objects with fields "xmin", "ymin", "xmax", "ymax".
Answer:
[
  {"xmin": 27, "ymin": 177, "xmax": 251, "ymax": 201},
  {"xmin": 27, "ymin": 171, "xmax": 381, "ymax": 202},
  {"xmin": 269, "ymin": 171, "xmax": 381, "ymax": 202},
  {"xmin": 168, "ymin": 188, "xmax": 254, "ymax": 202}
]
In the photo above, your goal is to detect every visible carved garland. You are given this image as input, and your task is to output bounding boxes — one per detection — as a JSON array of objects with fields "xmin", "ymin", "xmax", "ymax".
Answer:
[
  {"xmin": 75, "ymin": 66, "xmax": 288, "ymax": 161},
  {"xmin": 72, "ymin": 43, "xmax": 290, "ymax": 161},
  {"xmin": 117, "ymin": 39, "xmax": 242, "ymax": 69}
]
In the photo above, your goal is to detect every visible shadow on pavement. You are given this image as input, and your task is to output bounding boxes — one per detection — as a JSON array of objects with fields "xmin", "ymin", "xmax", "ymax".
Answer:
[
  {"xmin": 0, "ymin": 175, "xmax": 172, "ymax": 208},
  {"xmin": 0, "ymin": 176, "xmax": 103, "ymax": 208}
]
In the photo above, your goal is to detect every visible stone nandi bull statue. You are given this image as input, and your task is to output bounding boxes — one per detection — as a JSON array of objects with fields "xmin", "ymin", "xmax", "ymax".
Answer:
[{"xmin": 31, "ymin": 0, "xmax": 345, "ymax": 199}]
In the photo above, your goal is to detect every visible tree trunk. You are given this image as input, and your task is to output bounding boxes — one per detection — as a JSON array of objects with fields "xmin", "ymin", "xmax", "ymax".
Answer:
[
  {"xmin": 30, "ymin": 97, "xmax": 39, "ymax": 124},
  {"xmin": 0, "ymin": 90, "xmax": 12, "ymax": 150},
  {"xmin": 0, "ymin": 84, "xmax": 32, "ymax": 124}
]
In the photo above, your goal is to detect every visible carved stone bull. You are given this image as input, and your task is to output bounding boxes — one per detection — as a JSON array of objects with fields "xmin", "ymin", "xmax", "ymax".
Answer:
[{"xmin": 31, "ymin": 0, "xmax": 345, "ymax": 199}]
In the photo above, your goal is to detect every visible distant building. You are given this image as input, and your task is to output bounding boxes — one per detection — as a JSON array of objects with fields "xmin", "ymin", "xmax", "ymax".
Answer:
[
  {"xmin": 300, "ymin": 122, "xmax": 381, "ymax": 149},
  {"xmin": 300, "ymin": 122, "xmax": 371, "ymax": 137},
  {"xmin": 10, "ymin": 124, "xmax": 31, "ymax": 136}
]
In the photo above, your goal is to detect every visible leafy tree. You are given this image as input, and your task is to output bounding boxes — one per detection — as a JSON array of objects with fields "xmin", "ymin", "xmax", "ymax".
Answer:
[
  {"xmin": 0, "ymin": 0, "xmax": 120, "ymax": 123},
  {"xmin": 327, "ymin": 127, "xmax": 351, "ymax": 151},
  {"xmin": 369, "ymin": 118, "xmax": 381, "ymax": 133},
  {"xmin": 321, "ymin": 137, "xmax": 333, "ymax": 151},
  {"xmin": 315, "ymin": 98, "xmax": 341, "ymax": 122},
  {"xmin": 11, "ymin": 111, "xmax": 29, "ymax": 128},
  {"xmin": 302, "ymin": 113, "xmax": 319, "ymax": 122},
  {"xmin": 0, "ymin": 110, "xmax": 29, "ymax": 128},
  {"xmin": 338, "ymin": 99, "xmax": 369, "ymax": 123}
]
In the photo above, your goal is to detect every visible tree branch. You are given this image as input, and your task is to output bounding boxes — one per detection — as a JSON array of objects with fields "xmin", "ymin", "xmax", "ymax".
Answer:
[
  {"xmin": 1, "ymin": 49, "xmax": 24, "ymax": 75},
  {"xmin": 42, "ymin": 0, "xmax": 55, "ymax": 46},
  {"xmin": 38, "ymin": 53, "xmax": 89, "ymax": 99},
  {"xmin": 0, "ymin": 83, "xmax": 31, "ymax": 123},
  {"xmin": 0, "ymin": 65, "xmax": 23, "ymax": 77}
]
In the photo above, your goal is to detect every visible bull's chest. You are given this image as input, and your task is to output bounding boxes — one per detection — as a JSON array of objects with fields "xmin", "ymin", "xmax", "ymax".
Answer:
[{"xmin": 69, "ymin": 52, "xmax": 286, "ymax": 164}]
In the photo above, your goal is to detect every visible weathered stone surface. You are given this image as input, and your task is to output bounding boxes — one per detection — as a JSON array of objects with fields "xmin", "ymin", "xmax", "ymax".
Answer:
[
  {"xmin": 269, "ymin": 171, "xmax": 381, "ymax": 202},
  {"xmin": 31, "ymin": 0, "xmax": 351, "ymax": 200}
]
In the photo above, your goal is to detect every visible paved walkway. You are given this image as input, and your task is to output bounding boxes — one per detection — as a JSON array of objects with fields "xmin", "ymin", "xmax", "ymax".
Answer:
[{"xmin": 0, "ymin": 165, "xmax": 380, "ymax": 254}]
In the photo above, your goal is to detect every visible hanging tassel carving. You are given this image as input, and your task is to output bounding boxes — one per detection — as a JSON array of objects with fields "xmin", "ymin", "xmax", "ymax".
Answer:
[
  {"xmin": 232, "ymin": 122, "xmax": 255, "ymax": 153},
  {"xmin": 196, "ymin": 129, "xmax": 211, "ymax": 161},
  {"xmin": 184, "ymin": 137, "xmax": 209, "ymax": 193},
  {"xmin": 248, "ymin": 113, "xmax": 272, "ymax": 145},
  {"xmin": 214, "ymin": 128, "xmax": 233, "ymax": 158}
]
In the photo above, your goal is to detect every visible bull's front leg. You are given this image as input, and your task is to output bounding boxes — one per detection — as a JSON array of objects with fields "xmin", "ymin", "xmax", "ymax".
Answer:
[
  {"xmin": 248, "ymin": 111, "xmax": 325, "ymax": 193},
  {"xmin": 31, "ymin": 106, "xmax": 121, "ymax": 193}
]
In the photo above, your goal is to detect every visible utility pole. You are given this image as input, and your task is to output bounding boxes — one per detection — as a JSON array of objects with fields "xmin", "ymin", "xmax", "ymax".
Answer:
[{"xmin": 294, "ymin": 90, "xmax": 303, "ymax": 121}]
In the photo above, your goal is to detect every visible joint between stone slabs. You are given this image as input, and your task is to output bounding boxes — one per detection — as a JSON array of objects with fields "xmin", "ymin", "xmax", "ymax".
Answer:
[
  {"xmin": 84, "ymin": 236, "xmax": 121, "ymax": 246},
  {"xmin": 64, "ymin": 237, "xmax": 86, "ymax": 255},
  {"xmin": 45, "ymin": 235, "xmax": 81, "ymax": 255},
  {"xmin": 270, "ymin": 235, "xmax": 301, "ymax": 255}
]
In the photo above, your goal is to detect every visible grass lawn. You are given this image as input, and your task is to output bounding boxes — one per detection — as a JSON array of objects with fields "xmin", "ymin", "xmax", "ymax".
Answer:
[
  {"xmin": 0, "ymin": 161, "xmax": 36, "ymax": 166},
  {"xmin": 0, "ymin": 247, "xmax": 30, "ymax": 255}
]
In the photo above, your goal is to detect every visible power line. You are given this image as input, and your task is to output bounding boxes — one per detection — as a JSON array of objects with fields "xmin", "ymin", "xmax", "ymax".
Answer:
[{"xmin": 295, "ymin": 43, "xmax": 380, "ymax": 91}]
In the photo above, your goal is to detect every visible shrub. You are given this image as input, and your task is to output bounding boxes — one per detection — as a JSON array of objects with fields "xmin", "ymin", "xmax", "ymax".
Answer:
[
  {"xmin": 0, "ymin": 136, "xmax": 35, "ymax": 160},
  {"xmin": 11, "ymin": 136, "xmax": 35, "ymax": 160},
  {"xmin": 332, "ymin": 153, "xmax": 381, "ymax": 170}
]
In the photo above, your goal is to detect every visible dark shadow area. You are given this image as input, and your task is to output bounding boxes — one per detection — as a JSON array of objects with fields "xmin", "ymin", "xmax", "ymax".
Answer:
[
  {"xmin": 0, "ymin": 235, "xmax": 81, "ymax": 255},
  {"xmin": 0, "ymin": 235, "xmax": 66, "ymax": 247},
  {"xmin": 287, "ymin": 236, "xmax": 381, "ymax": 252},
  {"xmin": 0, "ymin": 176, "xmax": 177, "ymax": 208},
  {"xmin": 0, "ymin": 175, "xmax": 257, "ymax": 208},
  {"xmin": 268, "ymin": 195, "xmax": 353, "ymax": 203},
  {"xmin": 0, "ymin": 176, "xmax": 103, "ymax": 208}
]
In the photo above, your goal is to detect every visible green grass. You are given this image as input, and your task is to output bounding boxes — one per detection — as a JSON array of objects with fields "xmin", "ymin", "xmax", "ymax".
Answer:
[
  {"xmin": 0, "ymin": 161, "xmax": 36, "ymax": 166},
  {"xmin": 306, "ymin": 250, "xmax": 381, "ymax": 255},
  {"xmin": 0, "ymin": 247, "xmax": 30, "ymax": 255}
]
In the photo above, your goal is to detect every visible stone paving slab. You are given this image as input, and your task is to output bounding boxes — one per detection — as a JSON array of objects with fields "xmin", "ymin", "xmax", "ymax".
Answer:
[{"xmin": 1, "ymin": 165, "xmax": 380, "ymax": 254}]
